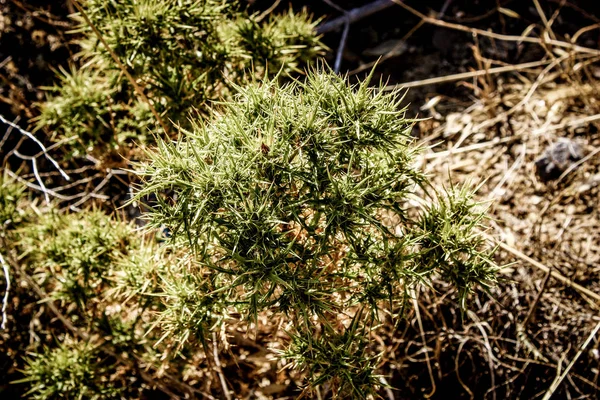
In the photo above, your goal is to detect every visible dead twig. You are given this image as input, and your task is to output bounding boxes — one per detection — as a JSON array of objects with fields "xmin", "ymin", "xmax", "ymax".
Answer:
[
  {"xmin": 322, "ymin": 0, "xmax": 351, "ymax": 73},
  {"xmin": 0, "ymin": 114, "xmax": 70, "ymax": 181},
  {"xmin": 317, "ymin": 0, "xmax": 396, "ymax": 34},
  {"xmin": 256, "ymin": 0, "xmax": 282, "ymax": 22},
  {"xmin": 211, "ymin": 332, "xmax": 232, "ymax": 400},
  {"xmin": 334, "ymin": 17, "xmax": 350, "ymax": 73},
  {"xmin": 390, "ymin": 0, "xmax": 600, "ymax": 56},
  {"xmin": 382, "ymin": 59, "xmax": 553, "ymax": 91},
  {"xmin": 467, "ymin": 311, "xmax": 497, "ymax": 400},
  {"xmin": 423, "ymin": 136, "xmax": 516, "ymax": 160},
  {"xmin": 516, "ymin": 268, "xmax": 552, "ymax": 362},
  {"xmin": 0, "ymin": 252, "xmax": 10, "ymax": 330},
  {"xmin": 12, "ymin": 150, "xmax": 51, "ymax": 204},
  {"xmin": 572, "ymin": 22, "xmax": 600, "ymax": 43},
  {"xmin": 531, "ymin": 113, "xmax": 600, "ymax": 135},
  {"xmin": 411, "ymin": 289, "xmax": 436, "ymax": 398},
  {"xmin": 490, "ymin": 236, "xmax": 600, "ymax": 304},
  {"xmin": 555, "ymin": 146, "xmax": 600, "ymax": 185},
  {"xmin": 350, "ymin": 19, "xmax": 425, "ymax": 76},
  {"xmin": 471, "ymin": 53, "xmax": 570, "ymax": 133},
  {"xmin": 0, "ymin": 113, "xmax": 17, "ymax": 153},
  {"xmin": 9, "ymin": 0, "xmax": 73, "ymax": 28},
  {"xmin": 6, "ymin": 169, "xmax": 108, "ymax": 204},
  {"xmin": 532, "ymin": 0, "xmax": 557, "ymax": 40},
  {"xmin": 439, "ymin": 0, "xmax": 453, "ymax": 17},
  {"xmin": 455, "ymin": 339, "xmax": 475, "ymax": 399},
  {"xmin": 487, "ymin": 142, "xmax": 526, "ymax": 200},
  {"xmin": 67, "ymin": 171, "xmax": 115, "ymax": 210}
]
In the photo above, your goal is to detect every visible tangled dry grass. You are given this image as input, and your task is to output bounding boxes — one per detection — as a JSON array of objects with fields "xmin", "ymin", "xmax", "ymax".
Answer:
[{"xmin": 380, "ymin": 12, "xmax": 600, "ymax": 399}]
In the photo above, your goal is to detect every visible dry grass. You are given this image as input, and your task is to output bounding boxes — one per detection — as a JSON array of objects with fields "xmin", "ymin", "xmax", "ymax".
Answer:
[{"xmin": 392, "ymin": 22, "xmax": 600, "ymax": 399}]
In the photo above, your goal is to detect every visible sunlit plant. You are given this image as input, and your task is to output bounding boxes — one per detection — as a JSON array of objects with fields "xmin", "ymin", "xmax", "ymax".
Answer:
[
  {"xmin": 0, "ymin": 174, "xmax": 26, "ymax": 230},
  {"xmin": 135, "ymin": 68, "xmax": 497, "ymax": 397},
  {"xmin": 36, "ymin": 0, "xmax": 323, "ymax": 157},
  {"xmin": 10, "ymin": 205, "xmax": 164, "ymax": 399},
  {"xmin": 18, "ymin": 209, "xmax": 133, "ymax": 309},
  {"xmin": 14, "ymin": 338, "xmax": 124, "ymax": 400}
]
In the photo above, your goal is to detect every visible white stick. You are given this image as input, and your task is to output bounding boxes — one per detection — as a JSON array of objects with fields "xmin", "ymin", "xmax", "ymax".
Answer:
[
  {"xmin": 0, "ymin": 113, "xmax": 70, "ymax": 181},
  {"xmin": 0, "ymin": 252, "xmax": 10, "ymax": 330}
]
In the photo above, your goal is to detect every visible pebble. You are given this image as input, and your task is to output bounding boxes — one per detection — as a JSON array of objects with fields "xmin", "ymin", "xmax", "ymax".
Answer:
[{"xmin": 534, "ymin": 138, "xmax": 583, "ymax": 183}]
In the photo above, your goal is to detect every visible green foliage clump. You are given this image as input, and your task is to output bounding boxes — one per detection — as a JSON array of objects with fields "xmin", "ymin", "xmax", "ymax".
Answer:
[
  {"xmin": 0, "ymin": 175, "xmax": 25, "ymax": 229},
  {"xmin": 15, "ymin": 338, "xmax": 124, "ymax": 400},
  {"xmin": 37, "ymin": 0, "xmax": 323, "ymax": 157},
  {"xmin": 36, "ymin": 67, "xmax": 154, "ymax": 157},
  {"xmin": 8, "ymin": 68, "xmax": 498, "ymax": 398},
  {"xmin": 416, "ymin": 185, "xmax": 497, "ymax": 307},
  {"xmin": 284, "ymin": 310, "xmax": 380, "ymax": 398},
  {"xmin": 231, "ymin": 9, "xmax": 323, "ymax": 75},
  {"xmin": 9, "ymin": 207, "xmax": 160, "ymax": 398},
  {"xmin": 136, "ymin": 68, "xmax": 498, "ymax": 397},
  {"xmin": 18, "ymin": 209, "xmax": 133, "ymax": 308}
]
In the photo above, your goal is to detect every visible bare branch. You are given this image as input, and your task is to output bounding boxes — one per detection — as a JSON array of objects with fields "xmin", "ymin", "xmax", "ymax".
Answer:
[
  {"xmin": 0, "ymin": 252, "xmax": 9, "ymax": 330},
  {"xmin": 0, "ymin": 113, "xmax": 70, "ymax": 181},
  {"xmin": 542, "ymin": 320, "xmax": 600, "ymax": 400},
  {"xmin": 334, "ymin": 17, "xmax": 350, "ymax": 73},
  {"xmin": 317, "ymin": 0, "xmax": 396, "ymax": 34},
  {"xmin": 390, "ymin": 0, "xmax": 600, "ymax": 56},
  {"xmin": 382, "ymin": 59, "xmax": 554, "ymax": 91}
]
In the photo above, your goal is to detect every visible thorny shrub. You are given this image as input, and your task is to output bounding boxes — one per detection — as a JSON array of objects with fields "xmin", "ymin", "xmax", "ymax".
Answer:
[
  {"xmin": 4, "ymin": 203, "xmax": 169, "ymax": 399},
  {"xmin": 134, "ymin": 68, "xmax": 498, "ymax": 397},
  {"xmin": 0, "ymin": 175, "xmax": 25, "ymax": 230},
  {"xmin": 2, "ymin": 3, "xmax": 497, "ymax": 396},
  {"xmin": 14, "ymin": 338, "xmax": 125, "ymax": 400},
  {"xmin": 5, "ymin": 69, "xmax": 497, "ymax": 399},
  {"xmin": 35, "ymin": 0, "xmax": 323, "ymax": 158}
]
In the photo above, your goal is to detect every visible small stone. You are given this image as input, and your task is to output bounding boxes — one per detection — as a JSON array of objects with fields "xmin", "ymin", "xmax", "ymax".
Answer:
[{"xmin": 534, "ymin": 138, "xmax": 583, "ymax": 183}]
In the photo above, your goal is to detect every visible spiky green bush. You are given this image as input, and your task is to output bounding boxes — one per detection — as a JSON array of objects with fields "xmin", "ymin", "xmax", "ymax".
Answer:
[
  {"xmin": 9, "ymin": 206, "xmax": 164, "ymax": 398},
  {"xmin": 37, "ymin": 67, "xmax": 154, "ymax": 158},
  {"xmin": 36, "ymin": 0, "xmax": 323, "ymax": 157},
  {"xmin": 15, "ymin": 338, "xmax": 124, "ymax": 400},
  {"xmin": 9, "ymin": 69, "xmax": 497, "ymax": 398},
  {"xmin": 0, "ymin": 175, "xmax": 26, "ymax": 229},
  {"xmin": 18, "ymin": 209, "xmax": 134, "ymax": 309},
  {"xmin": 135, "ymin": 68, "xmax": 498, "ymax": 397}
]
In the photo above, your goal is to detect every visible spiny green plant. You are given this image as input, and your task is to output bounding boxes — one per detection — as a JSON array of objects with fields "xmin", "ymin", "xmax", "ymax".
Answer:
[
  {"xmin": 415, "ymin": 184, "xmax": 496, "ymax": 308},
  {"xmin": 17, "ymin": 208, "xmax": 134, "ymax": 309},
  {"xmin": 14, "ymin": 338, "xmax": 125, "ymax": 400},
  {"xmin": 9, "ymin": 205, "xmax": 167, "ymax": 398},
  {"xmin": 9, "ymin": 68, "xmax": 498, "ymax": 398},
  {"xmin": 36, "ymin": 0, "xmax": 323, "ymax": 158},
  {"xmin": 0, "ymin": 174, "xmax": 26, "ymax": 230},
  {"xmin": 135, "ymin": 68, "xmax": 498, "ymax": 397},
  {"xmin": 231, "ymin": 9, "xmax": 324, "ymax": 75},
  {"xmin": 36, "ymin": 67, "xmax": 154, "ymax": 158}
]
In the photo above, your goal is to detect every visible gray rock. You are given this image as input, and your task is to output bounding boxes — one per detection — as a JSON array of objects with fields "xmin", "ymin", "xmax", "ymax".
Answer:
[{"xmin": 535, "ymin": 138, "xmax": 583, "ymax": 182}]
